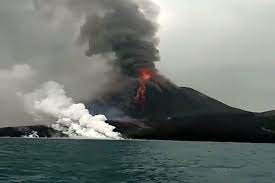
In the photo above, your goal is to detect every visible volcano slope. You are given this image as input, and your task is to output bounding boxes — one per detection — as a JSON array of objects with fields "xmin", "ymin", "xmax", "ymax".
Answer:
[
  {"xmin": 87, "ymin": 74, "xmax": 275, "ymax": 143},
  {"xmin": 89, "ymin": 74, "xmax": 247, "ymax": 119}
]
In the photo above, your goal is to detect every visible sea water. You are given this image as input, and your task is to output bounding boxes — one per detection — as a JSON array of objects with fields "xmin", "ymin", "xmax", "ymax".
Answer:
[{"xmin": 0, "ymin": 138, "xmax": 274, "ymax": 183}]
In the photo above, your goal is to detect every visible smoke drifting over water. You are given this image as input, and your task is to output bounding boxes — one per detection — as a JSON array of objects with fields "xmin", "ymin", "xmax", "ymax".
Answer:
[{"xmin": 24, "ymin": 81, "xmax": 121, "ymax": 139}]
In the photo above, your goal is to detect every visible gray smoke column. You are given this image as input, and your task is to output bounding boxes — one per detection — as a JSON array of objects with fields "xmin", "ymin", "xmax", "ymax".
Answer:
[
  {"xmin": 75, "ymin": 0, "xmax": 160, "ymax": 76},
  {"xmin": 0, "ymin": 0, "xmax": 160, "ymax": 127}
]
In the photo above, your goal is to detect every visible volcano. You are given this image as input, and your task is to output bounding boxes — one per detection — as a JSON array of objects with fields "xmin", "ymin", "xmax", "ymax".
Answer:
[
  {"xmin": 0, "ymin": 70, "xmax": 274, "ymax": 142},
  {"xmin": 0, "ymin": 0, "xmax": 274, "ymax": 142},
  {"xmin": 88, "ymin": 72, "xmax": 248, "ymax": 120},
  {"xmin": 1, "ymin": 75, "xmax": 275, "ymax": 142},
  {"xmin": 84, "ymin": 72, "xmax": 275, "ymax": 143}
]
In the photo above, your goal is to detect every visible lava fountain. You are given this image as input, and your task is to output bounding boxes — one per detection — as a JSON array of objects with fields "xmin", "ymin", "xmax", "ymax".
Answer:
[{"xmin": 134, "ymin": 69, "xmax": 155, "ymax": 108}]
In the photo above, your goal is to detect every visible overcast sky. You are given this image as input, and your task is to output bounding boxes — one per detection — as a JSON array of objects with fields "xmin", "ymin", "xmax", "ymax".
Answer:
[{"xmin": 154, "ymin": 0, "xmax": 275, "ymax": 112}]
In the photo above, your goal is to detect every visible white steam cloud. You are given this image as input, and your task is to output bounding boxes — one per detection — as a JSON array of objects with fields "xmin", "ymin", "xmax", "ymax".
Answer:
[
  {"xmin": 24, "ymin": 81, "xmax": 122, "ymax": 139},
  {"xmin": 0, "ymin": 1, "xmax": 122, "ymax": 126},
  {"xmin": 0, "ymin": 0, "xmax": 156, "ymax": 128}
]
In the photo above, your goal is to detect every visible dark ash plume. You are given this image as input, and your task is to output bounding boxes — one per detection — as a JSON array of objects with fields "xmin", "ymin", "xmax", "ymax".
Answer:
[{"xmin": 77, "ymin": 0, "xmax": 160, "ymax": 77}]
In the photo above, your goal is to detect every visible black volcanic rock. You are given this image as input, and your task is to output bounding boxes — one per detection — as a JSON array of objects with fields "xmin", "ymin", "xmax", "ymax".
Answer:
[
  {"xmin": 140, "ymin": 81, "xmax": 247, "ymax": 119},
  {"xmin": 0, "ymin": 125, "xmax": 65, "ymax": 138},
  {"xmin": 108, "ymin": 114, "xmax": 275, "ymax": 143},
  {"xmin": 257, "ymin": 111, "xmax": 275, "ymax": 132},
  {"xmin": 1, "ymin": 114, "xmax": 275, "ymax": 143},
  {"xmin": 83, "ymin": 74, "xmax": 275, "ymax": 143},
  {"xmin": 260, "ymin": 110, "xmax": 275, "ymax": 117}
]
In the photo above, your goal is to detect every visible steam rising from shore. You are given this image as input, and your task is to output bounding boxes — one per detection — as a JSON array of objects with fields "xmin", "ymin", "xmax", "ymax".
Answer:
[
  {"xmin": 24, "ymin": 81, "xmax": 122, "ymax": 139},
  {"xmin": 0, "ymin": 0, "xmax": 160, "ymax": 128}
]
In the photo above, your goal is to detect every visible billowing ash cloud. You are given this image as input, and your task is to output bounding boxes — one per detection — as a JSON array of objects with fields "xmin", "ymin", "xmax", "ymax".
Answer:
[
  {"xmin": 82, "ymin": 0, "xmax": 160, "ymax": 76},
  {"xmin": 56, "ymin": 0, "xmax": 160, "ymax": 76},
  {"xmin": 0, "ymin": 0, "xmax": 160, "ymax": 127}
]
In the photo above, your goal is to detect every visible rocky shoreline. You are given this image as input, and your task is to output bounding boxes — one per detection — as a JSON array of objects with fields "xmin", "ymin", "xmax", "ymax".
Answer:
[{"xmin": 1, "ymin": 113, "xmax": 275, "ymax": 143}]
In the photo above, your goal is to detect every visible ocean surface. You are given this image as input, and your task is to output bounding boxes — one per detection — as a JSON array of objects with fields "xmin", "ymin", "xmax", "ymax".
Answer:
[{"xmin": 0, "ymin": 139, "xmax": 275, "ymax": 183}]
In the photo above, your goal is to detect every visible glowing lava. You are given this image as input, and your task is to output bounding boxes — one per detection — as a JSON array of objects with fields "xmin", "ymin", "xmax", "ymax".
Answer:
[
  {"xmin": 140, "ymin": 69, "xmax": 153, "ymax": 81},
  {"xmin": 134, "ymin": 69, "xmax": 154, "ymax": 108}
]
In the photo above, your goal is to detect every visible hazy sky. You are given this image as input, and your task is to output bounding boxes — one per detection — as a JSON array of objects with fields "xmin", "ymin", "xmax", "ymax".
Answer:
[{"xmin": 154, "ymin": 0, "xmax": 275, "ymax": 112}]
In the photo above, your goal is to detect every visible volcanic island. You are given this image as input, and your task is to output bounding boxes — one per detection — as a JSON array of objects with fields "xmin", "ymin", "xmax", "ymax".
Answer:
[
  {"xmin": 1, "ymin": 69, "xmax": 275, "ymax": 143},
  {"xmin": 1, "ymin": 0, "xmax": 275, "ymax": 143}
]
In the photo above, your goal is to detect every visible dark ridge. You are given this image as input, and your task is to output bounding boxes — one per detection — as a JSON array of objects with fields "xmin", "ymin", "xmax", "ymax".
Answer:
[
  {"xmin": 107, "ymin": 114, "xmax": 275, "ymax": 143},
  {"xmin": 0, "ymin": 125, "xmax": 65, "ymax": 138},
  {"xmin": 259, "ymin": 110, "xmax": 275, "ymax": 117}
]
